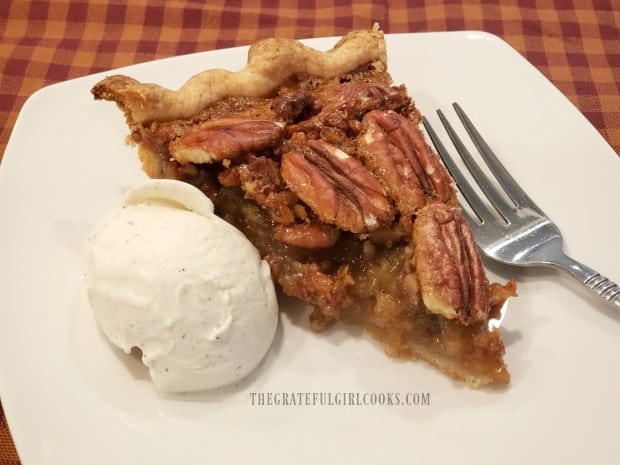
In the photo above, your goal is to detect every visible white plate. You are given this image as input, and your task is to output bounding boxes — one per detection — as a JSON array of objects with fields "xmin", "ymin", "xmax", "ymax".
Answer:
[{"xmin": 1, "ymin": 31, "xmax": 619, "ymax": 465}]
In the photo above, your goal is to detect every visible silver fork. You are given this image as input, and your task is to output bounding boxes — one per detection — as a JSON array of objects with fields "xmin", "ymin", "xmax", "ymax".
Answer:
[{"xmin": 422, "ymin": 102, "xmax": 620, "ymax": 309}]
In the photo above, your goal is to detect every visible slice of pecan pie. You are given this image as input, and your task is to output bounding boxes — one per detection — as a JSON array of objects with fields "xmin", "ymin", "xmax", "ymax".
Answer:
[{"xmin": 92, "ymin": 25, "xmax": 516, "ymax": 387}]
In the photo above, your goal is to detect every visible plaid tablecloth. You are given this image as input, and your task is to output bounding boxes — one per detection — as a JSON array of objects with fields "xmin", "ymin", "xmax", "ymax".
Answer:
[{"xmin": 0, "ymin": 0, "xmax": 618, "ymax": 462}]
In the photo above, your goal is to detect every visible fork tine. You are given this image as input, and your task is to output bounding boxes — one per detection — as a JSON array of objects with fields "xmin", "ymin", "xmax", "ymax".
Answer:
[
  {"xmin": 422, "ymin": 116, "xmax": 496, "ymax": 225},
  {"xmin": 452, "ymin": 103, "xmax": 544, "ymax": 214},
  {"xmin": 436, "ymin": 109, "xmax": 516, "ymax": 223}
]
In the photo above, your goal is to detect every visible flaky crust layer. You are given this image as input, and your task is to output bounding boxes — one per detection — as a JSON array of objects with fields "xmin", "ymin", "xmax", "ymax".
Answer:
[{"xmin": 92, "ymin": 25, "xmax": 387, "ymax": 125}]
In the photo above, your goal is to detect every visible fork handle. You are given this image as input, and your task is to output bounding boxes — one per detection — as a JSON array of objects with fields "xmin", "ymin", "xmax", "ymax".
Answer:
[{"xmin": 553, "ymin": 255, "xmax": 620, "ymax": 308}]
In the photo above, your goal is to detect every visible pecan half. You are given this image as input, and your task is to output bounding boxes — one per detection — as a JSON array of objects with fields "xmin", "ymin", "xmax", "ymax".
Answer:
[
  {"xmin": 413, "ymin": 203, "xmax": 489, "ymax": 325},
  {"xmin": 170, "ymin": 118, "xmax": 284, "ymax": 164},
  {"xmin": 359, "ymin": 110, "xmax": 455, "ymax": 217},
  {"xmin": 324, "ymin": 83, "xmax": 409, "ymax": 116},
  {"xmin": 291, "ymin": 83, "xmax": 410, "ymax": 137},
  {"xmin": 274, "ymin": 221, "xmax": 340, "ymax": 249},
  {"xmin": 280, "ymin": 140, "xmax": 393, "ymax": 233}
]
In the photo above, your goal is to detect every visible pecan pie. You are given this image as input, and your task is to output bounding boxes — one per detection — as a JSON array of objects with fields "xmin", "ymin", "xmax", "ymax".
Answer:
[{"xmin": 92, "ymin": 25, "xmax": 516, "ymax": 387}]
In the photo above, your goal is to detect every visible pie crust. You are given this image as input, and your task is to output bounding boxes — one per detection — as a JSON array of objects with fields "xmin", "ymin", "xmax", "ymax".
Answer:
[
  {"xmin": 92, "ymin": 27, "xmax": 386, "ymax": 126},
  {"xmin": 92, "ymin": 25, "xmax": 516, "ymax": 387}
]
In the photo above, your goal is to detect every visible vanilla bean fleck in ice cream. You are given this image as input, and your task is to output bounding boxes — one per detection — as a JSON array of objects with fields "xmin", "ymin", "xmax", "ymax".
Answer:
[{"xmin": 85, "ymin": 179, "xmax": 279, "ymax": 392}]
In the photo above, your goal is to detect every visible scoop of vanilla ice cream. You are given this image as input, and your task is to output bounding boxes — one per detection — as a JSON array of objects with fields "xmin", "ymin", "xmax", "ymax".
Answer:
[{"xmin": 85, "ymin": 179, "xmax": 278, "ymax": 392}]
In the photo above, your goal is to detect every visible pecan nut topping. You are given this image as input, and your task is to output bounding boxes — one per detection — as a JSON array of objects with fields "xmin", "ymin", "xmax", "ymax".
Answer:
[
  {"xmin": 359, "ymin": 110, "xmax": 454, "ymax": 217},
  {"xmin": 289, "ymin": 83, "xmax": 410, "ymax": 137},
  {"xmin": 218, "ymin": 155, "xmax": 298, "ymax": 225},
  {"xmin": 280, "ymin": 139, "xmax": 393, "ymax": 233},
  {"xmin": 413, "ymin": 203, "xmax": 489, "ymax": 325},
  {"xmin": 266, "ymin": 254, "xmax": 354, "ymax": 331},
  {"xmin": 170, "ymin": 118, "xmax": 284, "ymax": 164},
  {"xmin": 274, "ymin": 221, "xmax": 340, "ymax": 249},
  {"xmin": 316, "ymin": 83, "xmax": 409, "ymax": 120}
]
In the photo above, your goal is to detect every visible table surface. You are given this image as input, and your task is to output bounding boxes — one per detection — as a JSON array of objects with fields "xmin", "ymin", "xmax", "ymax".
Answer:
[{"xmin": 0, "ymin": 0, "xmax": 618, "ymax": 463}]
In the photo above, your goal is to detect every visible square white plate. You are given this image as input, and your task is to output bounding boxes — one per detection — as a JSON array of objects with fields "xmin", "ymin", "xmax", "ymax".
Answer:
[{"xmin": 1, "ymin": 31, "xmax": 619, "ymax": 465}]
